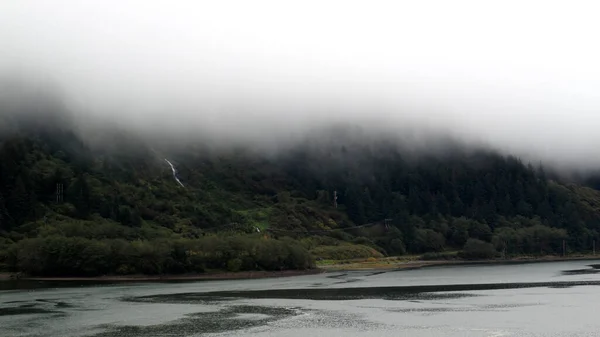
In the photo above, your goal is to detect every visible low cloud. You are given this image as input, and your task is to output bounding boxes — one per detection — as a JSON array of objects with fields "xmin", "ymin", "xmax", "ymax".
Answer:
[{"xmin": 1, "ymin": 1, "xmax": 600, "ymax": 170}]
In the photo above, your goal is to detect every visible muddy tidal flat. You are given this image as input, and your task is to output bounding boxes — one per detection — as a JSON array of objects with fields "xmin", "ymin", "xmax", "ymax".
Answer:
[{"xmin": 3, "ymin": 260, "xmax": 600, "ymax": 336}]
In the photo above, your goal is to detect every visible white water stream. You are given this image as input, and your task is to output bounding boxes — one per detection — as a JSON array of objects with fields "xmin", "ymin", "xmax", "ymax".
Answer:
[{"xmin": 164, "ymin": 159, "xmax": 185, "ymax": 187}]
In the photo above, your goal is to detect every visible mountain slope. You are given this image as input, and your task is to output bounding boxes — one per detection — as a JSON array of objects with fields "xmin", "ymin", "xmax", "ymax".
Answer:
[{"xmin": 1, "ymin": 118, "xmax": 600, "ymax": 276}]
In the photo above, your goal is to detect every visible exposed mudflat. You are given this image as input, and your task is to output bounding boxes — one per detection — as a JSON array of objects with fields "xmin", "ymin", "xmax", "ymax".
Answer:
[{"xmin": 2, "ymin": 259, "xmax": 600, "ymax": 336}]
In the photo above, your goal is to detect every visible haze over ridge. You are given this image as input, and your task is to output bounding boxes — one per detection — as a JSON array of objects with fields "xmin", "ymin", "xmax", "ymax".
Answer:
[{"xmin": 1, "ymin": 1, "xmax": 600, "ymax": 169}]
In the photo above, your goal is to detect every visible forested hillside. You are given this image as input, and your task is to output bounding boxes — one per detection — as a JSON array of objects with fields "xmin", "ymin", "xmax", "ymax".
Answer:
[{"xmin": 2, "ymin": 111, "xmax": 600, "ymax": 277}]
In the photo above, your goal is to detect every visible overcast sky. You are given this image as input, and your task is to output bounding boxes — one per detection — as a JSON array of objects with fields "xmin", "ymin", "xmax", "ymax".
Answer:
[{"xmin": 1, "ymin": 1, "xmax": 600, "ymax": 168}]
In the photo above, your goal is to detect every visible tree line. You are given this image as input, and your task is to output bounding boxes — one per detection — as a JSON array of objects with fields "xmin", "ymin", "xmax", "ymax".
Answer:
[
  {"xmin": 3, "ymin": 235, "xmax": 314, "ymax": 276},
  {"xmin": 2, "ymin": 124, "xmax": 600, "ymax": 276}
]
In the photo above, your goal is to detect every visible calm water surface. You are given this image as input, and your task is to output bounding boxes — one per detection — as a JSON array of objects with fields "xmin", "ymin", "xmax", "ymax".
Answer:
[{"xmin": 2, "ymin": 260, "xmax": 600, "ymax": 336}]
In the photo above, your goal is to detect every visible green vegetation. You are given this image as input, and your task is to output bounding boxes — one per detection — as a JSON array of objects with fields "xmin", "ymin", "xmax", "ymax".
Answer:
[
  {"xmin": 421, "ymin": 251, "xmax": 460, "ymax": 261},
  {"xmin": 6, "ymin": 235, "xmax": 313, "ymax": 276},
  {"xmin": 2, "ymin": 112, "xmax": 600, "ymax": 276},
  {"xmin": 459, "ymin": 239, "xmax": 497, "ymax": 260},
  {"xmin": 310, "ymin": 244, "xmax": 384, "ymax": 261}
]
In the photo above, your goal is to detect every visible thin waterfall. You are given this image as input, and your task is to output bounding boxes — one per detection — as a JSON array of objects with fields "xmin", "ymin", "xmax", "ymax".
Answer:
[{"xmin": 164, "ymin": 159, "xmax": 185, "ymax": 187}]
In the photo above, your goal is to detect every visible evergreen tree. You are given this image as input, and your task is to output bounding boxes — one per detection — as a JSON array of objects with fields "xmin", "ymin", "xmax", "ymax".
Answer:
[
  {"xmin": 344, "ymin": 187, "xmax": 366, "ymax": 224},
  {"xmin": 8, "ymin": 176, "xmax": 32, "ymax": 225},
  {"xmin": 0, "ymin": 191, "xmax": 11, "ymax": 231},
  {"xmin": 69, "ymin": 174, "xmax": 92, "ymax": 218}
]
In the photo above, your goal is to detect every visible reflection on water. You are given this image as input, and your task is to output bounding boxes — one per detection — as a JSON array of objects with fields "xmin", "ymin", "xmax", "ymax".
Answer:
[{"xmin": 2, "ymin": 260, "xmax": 600, "ymax": 337}]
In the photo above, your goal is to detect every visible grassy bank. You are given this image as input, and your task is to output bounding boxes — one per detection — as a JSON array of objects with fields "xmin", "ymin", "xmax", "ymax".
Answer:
[
  {"xmin": 3, "ymin": 255, "xmax": 599, "ymax": 283},
  {"xmin": 317, "ymin": 254, "xmax": 600, "ymax": 271}
]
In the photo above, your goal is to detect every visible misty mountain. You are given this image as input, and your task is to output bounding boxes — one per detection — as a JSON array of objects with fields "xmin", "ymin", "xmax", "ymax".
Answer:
[{"xmin": 2, "ymin": 113, "xmax": 600, "ymax": 276}]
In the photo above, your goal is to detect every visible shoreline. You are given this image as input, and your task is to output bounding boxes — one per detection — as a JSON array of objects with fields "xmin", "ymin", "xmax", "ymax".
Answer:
[
  {"xmin": 0, "ymin": 269, "xmax": 324, "ymax": 282},
  {"xmin": 318, "ymin": 255, "xmax": 600, "ymax": 272},
  {"xmin": 2, "ymin": 255, "xmax": 599, "ymax": 282}
]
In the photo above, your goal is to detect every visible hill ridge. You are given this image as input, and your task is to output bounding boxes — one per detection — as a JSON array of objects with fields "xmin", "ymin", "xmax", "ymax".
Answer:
[{"xmin": 2, "ymin": 121, "xmax": 600, "ymax": 276}]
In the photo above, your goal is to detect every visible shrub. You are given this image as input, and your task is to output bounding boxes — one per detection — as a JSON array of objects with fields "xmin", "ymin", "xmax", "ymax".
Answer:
[
  {"xmin": 389, "ymin": 238, "xmax": 406, "ymax": 255},
  {"xmin": 414, "ymin": 229, "xmax": 445, "ymax": 253},
  {"xmin": 6, "ymin": 235, "xmax": 315, "ymax": 276},
  {"xmin": 460, "ymin": 239, "xmax": 497, "ymax": 260},
  {"xmin": 227, "ymin": 258, "xmax": 243, "ymax": 272},
  {"xmin": 329, "ymin": 230, "xmax": 353, "ymax": 242},
  {"xmin": 351, "ymin": 237, "xmax": 375, "ymax": 246},
  {"xmin": 421, "ymin": 251, "xmax": 459, "ymax": 261}
]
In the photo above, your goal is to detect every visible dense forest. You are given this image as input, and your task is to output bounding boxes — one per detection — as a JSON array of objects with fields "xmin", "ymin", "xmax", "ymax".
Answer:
[{"xmin": 2, "ymin": 108, "xmax": 600, "ymax": 277}]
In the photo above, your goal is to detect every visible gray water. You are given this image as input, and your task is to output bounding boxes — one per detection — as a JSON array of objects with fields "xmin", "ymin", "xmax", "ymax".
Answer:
[{"xmin": 2, "ymin": 260, "xmax": 600, "ymax": 336}]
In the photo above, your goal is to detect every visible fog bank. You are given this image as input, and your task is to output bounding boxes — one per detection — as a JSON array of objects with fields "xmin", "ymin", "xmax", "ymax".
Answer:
[{"xmin": 1, "ymin": 1, "xmax": 600, "ymax": 169}]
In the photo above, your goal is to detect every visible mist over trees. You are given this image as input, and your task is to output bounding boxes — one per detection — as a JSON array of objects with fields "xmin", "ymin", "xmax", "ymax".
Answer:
[
  {"xmin": 2, "ymin": 104, "xmax": 600, "ymax": 276},
  {"xmin": 3, "ymin": 1, "xmax": 600, "ymax": 278}
]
